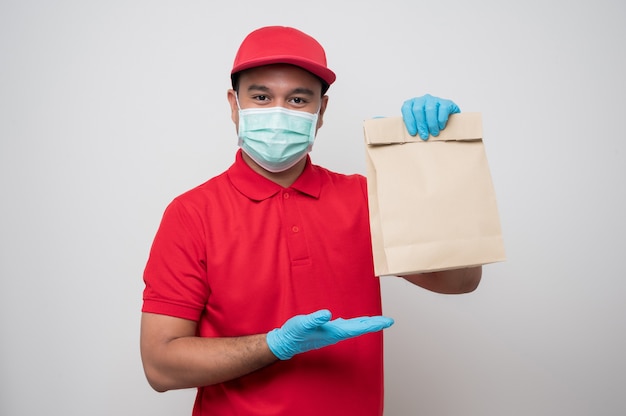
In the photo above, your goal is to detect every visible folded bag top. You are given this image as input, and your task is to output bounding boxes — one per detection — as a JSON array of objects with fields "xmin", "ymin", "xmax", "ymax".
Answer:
[{"xmin": 364, "ymin": 112, "xmax": 483, "ymax": 145}]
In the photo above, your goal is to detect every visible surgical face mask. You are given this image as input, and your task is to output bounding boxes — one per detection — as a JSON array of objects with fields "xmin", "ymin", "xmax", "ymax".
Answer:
[{"xmin": 237, "ymin": 97, "xmax": 319, "ymax": 173}]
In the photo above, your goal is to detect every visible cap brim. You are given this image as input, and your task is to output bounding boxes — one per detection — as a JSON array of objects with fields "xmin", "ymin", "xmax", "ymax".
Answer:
[{"xmin": 231, "ymin": 55, "xmax": 336, "ymax": 86}]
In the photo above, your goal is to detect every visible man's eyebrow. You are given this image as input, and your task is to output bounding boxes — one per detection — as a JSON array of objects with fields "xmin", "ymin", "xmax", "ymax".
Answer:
[
  {"xmin": 246, "ymin": 84, "xmax": 271, "ymax": 93},
  {"xmin": 290, "ymin": 87, "xmax": 315, "ymax": 96}
]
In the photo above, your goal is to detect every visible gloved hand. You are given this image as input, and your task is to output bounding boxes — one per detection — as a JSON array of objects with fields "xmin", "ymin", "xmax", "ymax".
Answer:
[
  {"xmin": 266, "ymin": 309, "xmax": 394, "ymax": 360},
  {"xmin": 401, "ymin": 94, "xmax": 460, "ymax": 140}
]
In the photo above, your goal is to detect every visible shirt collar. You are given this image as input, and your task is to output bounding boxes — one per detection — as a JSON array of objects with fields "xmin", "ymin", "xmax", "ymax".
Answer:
[{"xmin": 227, "ymin": 150, "xmax": 321, "ymax": 201}]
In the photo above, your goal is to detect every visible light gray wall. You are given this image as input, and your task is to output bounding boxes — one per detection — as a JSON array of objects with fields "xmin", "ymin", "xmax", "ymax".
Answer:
[{"xmin": 1, "ymin": 1, "xmax": 624, "ymax": 415}]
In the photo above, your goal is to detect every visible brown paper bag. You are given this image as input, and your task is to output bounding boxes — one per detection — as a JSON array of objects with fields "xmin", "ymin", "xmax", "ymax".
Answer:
[{"xmin": 363, "ymin": 112, "xmax": 505, "ymax": 276}]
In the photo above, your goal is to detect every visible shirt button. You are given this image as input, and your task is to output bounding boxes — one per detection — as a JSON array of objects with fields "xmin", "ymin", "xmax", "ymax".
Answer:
[
  {"xmin": 292, "ymin": 226, "xmax": 299, "ymax": 233},
  {"xmin": 283, "ymin": 193, "xmax": 290, "ymax": 199}
]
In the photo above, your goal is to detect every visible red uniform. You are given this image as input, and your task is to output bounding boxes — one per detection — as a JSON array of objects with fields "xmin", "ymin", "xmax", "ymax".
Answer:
[{"xmin": 143, "ymin": 150, "xmax": 384, "ymax": 415}]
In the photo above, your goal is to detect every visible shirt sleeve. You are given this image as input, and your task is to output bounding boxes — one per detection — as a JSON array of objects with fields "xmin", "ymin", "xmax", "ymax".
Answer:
[{"xmin": 142, "ymin": 198, "xmax": 209, "ymax": 321}]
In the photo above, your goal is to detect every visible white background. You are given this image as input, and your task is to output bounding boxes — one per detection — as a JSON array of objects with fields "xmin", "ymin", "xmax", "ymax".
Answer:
[{"xmin": 1, "ymin": 1, "xmax": 625, "ymax": 415}]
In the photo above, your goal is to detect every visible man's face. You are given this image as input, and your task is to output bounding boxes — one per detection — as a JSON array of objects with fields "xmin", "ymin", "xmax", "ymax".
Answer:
[{"xmin": 228, "ymin": 64, "xmax": 328, "ymax": 132}]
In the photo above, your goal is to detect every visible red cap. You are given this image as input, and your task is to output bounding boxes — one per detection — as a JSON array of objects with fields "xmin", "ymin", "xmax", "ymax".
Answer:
[{"xmin": 231, "ymin": 26, "xmax": 336, "ymax": 86}]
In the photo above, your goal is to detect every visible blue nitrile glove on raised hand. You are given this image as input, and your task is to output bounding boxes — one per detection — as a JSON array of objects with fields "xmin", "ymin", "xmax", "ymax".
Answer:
[
  {"xmin": 266, "ymin": 309, "xmax": 394, "ymax": 360},
  {"xmin": 401, "ymin": 94, "xmax": 461, "ymax": 140}
]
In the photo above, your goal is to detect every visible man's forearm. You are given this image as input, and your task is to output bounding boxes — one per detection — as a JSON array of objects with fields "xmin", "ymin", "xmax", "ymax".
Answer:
[
  {"xmin": 140, "ymin": 314, "xmax": 278, "ymax": 392},
  {"xmin": 402, "ymin": 266, "xmax": 482, "ymax": 294}
]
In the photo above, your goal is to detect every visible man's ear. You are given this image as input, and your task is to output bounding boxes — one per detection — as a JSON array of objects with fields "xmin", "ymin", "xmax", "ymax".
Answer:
[
  {"xmin": 316, "ymin": 95, "xmax": 329, "ymax": 130},
  {"xmin": 227, "ymin": 89, "xmax": 238, "ymax": 125}
]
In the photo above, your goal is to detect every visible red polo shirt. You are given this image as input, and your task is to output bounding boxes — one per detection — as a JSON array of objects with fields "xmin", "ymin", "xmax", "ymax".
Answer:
[{"xmin": 143, "ymin": 150, "xmax": 384, "ymax": 415}]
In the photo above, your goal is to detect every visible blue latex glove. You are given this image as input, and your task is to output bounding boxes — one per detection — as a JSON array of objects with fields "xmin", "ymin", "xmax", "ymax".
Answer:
[
  {"xmin": 266, "ymin": 309, "xmax": 394, "ymax": 360},
  {"xmin": 401, "ymin": 94, "xmax": 460, "ymax": 140}
]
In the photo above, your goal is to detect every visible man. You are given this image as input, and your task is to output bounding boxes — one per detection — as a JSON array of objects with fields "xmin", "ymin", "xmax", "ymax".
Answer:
[{"xmin": 141, "ymin": 26, "xmax": 481, "ymax": 415}]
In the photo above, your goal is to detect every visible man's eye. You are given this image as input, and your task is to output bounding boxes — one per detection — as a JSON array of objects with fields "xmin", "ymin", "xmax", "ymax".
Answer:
[
  {"xmin": 291, "ymin": 97, "xmax": 305, "ymax": 104},
  {"xmin": 254, "ymin": 95, "xmax": 268, "ymax": 101}
]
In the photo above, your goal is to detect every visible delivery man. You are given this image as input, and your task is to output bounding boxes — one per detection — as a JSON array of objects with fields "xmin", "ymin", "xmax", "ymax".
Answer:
[{"xmin": 140, "ymin": 26, "xmax": 481, "ymax": 416}]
